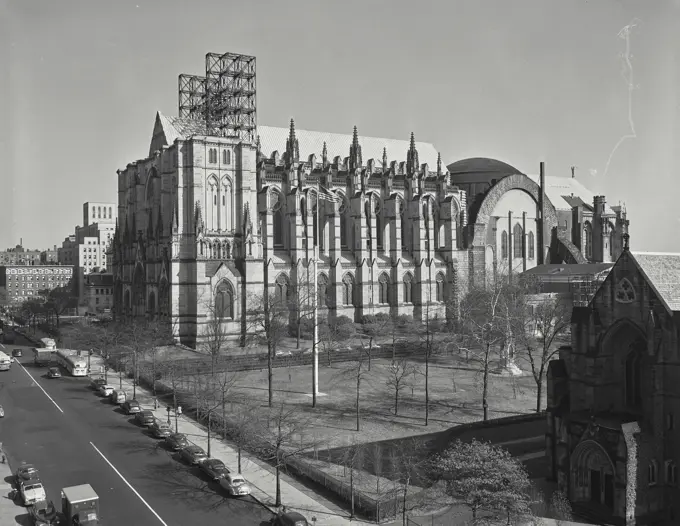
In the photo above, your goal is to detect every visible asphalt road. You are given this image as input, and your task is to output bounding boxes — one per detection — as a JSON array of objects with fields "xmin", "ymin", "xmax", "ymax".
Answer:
[{"xmin": 0, "ymin": 335, "xmax": 274, "ymax": 526}]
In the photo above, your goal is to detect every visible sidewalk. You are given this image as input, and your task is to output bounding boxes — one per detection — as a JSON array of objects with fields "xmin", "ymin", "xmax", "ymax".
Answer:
[
  {"xmin": 0, "ymin": 445, "xmax": 22, "ymax": 526},
  {"xmin": 85, "ymin": 355, "xmax": 374, "ymax": 526}
]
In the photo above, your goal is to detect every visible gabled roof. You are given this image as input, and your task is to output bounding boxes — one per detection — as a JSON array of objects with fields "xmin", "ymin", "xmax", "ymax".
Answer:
[
  {"xmin": 150, "ymin": 113, "xmax": 441, "ymax": 167},
  {"xmin": 630, "ymin": 251, "xmax": 680, "ymax": 312},
  {"xmin": 525, "ymin": 174, "xmax": 615, "ymax": 215},
  {"xmin": 524, "ymin": 263, "xmax": 613, "ymax": 277}
]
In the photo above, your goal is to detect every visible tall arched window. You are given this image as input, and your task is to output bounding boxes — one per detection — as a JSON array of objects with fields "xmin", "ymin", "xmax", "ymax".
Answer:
[
  {"xmin": 609, "ymin": 228, "xmax": 615, "ymax": 257},
  {"xmin": 403, "ymin": 273, "xmax": 413, "ymax": 304},
  {"xmin": 340, "ymin": 200, "xmax": 348, "ymax": 249},
  {"xmin": 215, "ymin": 280, "xmax": 234, "ymax": 320},
  {"xmin": 272, "ymin": 192, "xmax": 284, "ymax": 248},
  {"xmin": 342, "ymin": 273, "xmax": 354, "ymax": 306},
  {"xmin": 513, "ymin": 224, "xmax": 523, "ymax": 259},
  {"xmin": 528, "ymin": 231, "xmax": 535, "ymax": 259},
  {"xmin": 317, "ymin": 273, "xmax": 329, "ymax": 307},
  {"xmin": 109, "ymin": 207, "xmax": 113, "ymax": 218},
  {"xmin": 436, "ymin": 272, "xmax": 445, "ymax": 302},
  {"xmin": 378, "ymin": 273, "xmax": 390, "ymax": 304},
  {"xmin": 501, "ymin": 231, "xmax": 508, "ymax": 259},
  {"xmin": 92, "ymin": 206, "xmax": 96, "ymax": 218},
  {"xmin": 275, "ymin": 275, "xmax": 289, "ymax": 306},
  {"xmin": 312, "ymin": 204, "xmax": 318, "ymax": 248},
  {"xmin": 98, "ymin": 206, "xmax": 101, "ymax": 218},
  {"xmin": 625, "ymin": 348, "xmax": 642, "ymax": 409},
  {"xmin": 376, "ymin": 214, "xmax": 383, "ymax": 250},
  {"xmin": 583, "ymin": 222, "xmax": 593, "ymax": 260}
]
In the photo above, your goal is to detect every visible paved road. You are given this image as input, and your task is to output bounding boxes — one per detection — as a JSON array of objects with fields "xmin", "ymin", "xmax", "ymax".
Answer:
[{"xmin": 0, "ymin": 335, "xmax": 273, "ymax": 526}]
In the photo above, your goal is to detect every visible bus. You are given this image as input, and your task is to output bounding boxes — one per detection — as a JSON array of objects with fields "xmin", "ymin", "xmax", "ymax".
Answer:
[
  {"xmin": 55, "ymin": 349, "xmax": 88, "ymax": 377},
  {"xmin": 33, "ymin": 348, "xmax": 53, "ymax": 367},
  {"xmin": 0, "ymin": 351, "xmax": 11, "ymax": 371},
  {"xmin": 40, "ymin": 338, "xmax": 57, "ymax": 350}
]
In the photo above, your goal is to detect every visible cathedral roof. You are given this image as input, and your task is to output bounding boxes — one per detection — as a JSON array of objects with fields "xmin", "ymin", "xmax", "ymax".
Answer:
[
  {"xmin": 446, "ymin": 157, "xmax": 522, "ymax": 176},
  {"xmin": 630, "ymin": 251, "xmax": 680, "ymax": 312},
  {"xmin": 525, "ymin": 174, "xmax": 616, "ymax": 215},
  {"xmin": 150, "ymin": 112, "xmax": 441, "ymax": 167}
]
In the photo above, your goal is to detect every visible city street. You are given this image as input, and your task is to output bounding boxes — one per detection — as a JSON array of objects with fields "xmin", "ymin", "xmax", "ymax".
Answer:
[{"xmin": 0, "ymin": 335, "xmax": 273, "ymax": 526}]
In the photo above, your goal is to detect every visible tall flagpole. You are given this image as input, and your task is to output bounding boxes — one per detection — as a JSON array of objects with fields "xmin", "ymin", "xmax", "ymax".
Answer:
[{"xmin": 312, "ymin": 180, "xmax": 320, "ymax": 407}]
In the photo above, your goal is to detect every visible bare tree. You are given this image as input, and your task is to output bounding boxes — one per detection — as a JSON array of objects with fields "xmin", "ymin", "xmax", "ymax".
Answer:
[
  {"xmin": 340, "ymin": 438, "xmax": 366, "ymax": 519},
  {"xmin": 200, "ymin": 294, "xmax": 231, "ymax": 377},
  {"xmin": 161, "ymin": 360, "xmax": 184, "ymax": 432},
  {"xmin": 288, "ymin": 268, "xmax": 315, "ymax": 349},
  {"xmin": 318, "ymin": 316, "xmax": 355, "ymax": 367},
  {"xmin": 42, "ymin": 286, "xmax": 78, "ymax": 327},
  {"xmin": 246, "ymin": 291, "xmax": 289, "ymax": 407},
  {"xmin": 517, "ymin": 293, "xmax": 571, "ymax": 413},
  {"xmin": 390, "ymin": 438, "xmax": 435, "ymax": 526},
  {"xmin": 251, "ymin": 403, "xmax": 321, "ymax": 507},
  {"xmin": 385, "ymin": 356, "xmax": 418, "ymax": 416},
  {"xmin": 224, "ymin": 399, "xmax": 259, "ymax": 474},
  {"xmin": 196, "ymin": 378, "xmax": 224, "ymax": 458},
  {"xmin": 358, "ymin": 314, "xmax": 392, "ymax": 371},
  {"xmin": 334, "ymin": 339, "xmax": 373, "ymax": 432}
]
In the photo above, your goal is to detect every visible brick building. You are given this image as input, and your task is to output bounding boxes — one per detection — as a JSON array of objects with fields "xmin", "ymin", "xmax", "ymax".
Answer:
[
  {"xmin": 83, "ymin": 272, "xmax": 113, "ymax": 315},
  {"xmin": 111, "ymin": 51, "xmax": 628, "ymax": 348},
  {"xmin": 546, "ymin": 240, "xmax": 680, "ymax": 525},
  {"xmin": 0, "ymin": 265, "xmax": 74, "ymax": 303}
]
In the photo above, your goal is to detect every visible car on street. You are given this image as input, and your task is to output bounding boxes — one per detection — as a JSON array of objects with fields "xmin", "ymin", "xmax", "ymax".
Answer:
[
  {"xmin": 15, "ymin": 464, "xmax": 39, "ymax": 483},
  {"xmin": 90, "ymin": 377, "xmax": 106, "ymax": 390},
  {"xmin": 12, "ymin": 349, "xmax": 22, "ymax": 358},
  {"xmin": 149, "ymin": 420, "xmax": 172, "ymax": 438},
  {"xmin": 165, "ymin": 433, "xmax": 189, "ymax": 451},
  {"xmin": 122, "ymin": 399, "xmax": 141, "ymax": 414},
  {"xmin": 270, "ymin": 511, "xmax": 310, "ymax": 526},
  {"xmin": 46, "ymin": 367, "xmax": 61, "ymax": 379},
  {"xmin": 19, "ymin": 478, "xmax": 46, "ymax": 506},
  {"xmin": 28, "ymin": 499, "xmax": 58, "ymax": 525},
  {"xmin": 135, "ymin": 410, "xmax": 155, "ymax": 427},
  {"xmin": 98, "ymin": 384, "xmax": 114, "ymax": 397},
  {"xmin": 110, "ymin": 389, "xmax": 126, "ymax": 404},
  {"xmin": 178, "ymin": 445, "xmax": 208, "ymax": 465},
  {"xmin": 199, "ymin": 458, "xmax": 230, "ymax": 481},
  {"xmin": 219, "ymin": 474, "xmax": 251, "ymax": 497}
]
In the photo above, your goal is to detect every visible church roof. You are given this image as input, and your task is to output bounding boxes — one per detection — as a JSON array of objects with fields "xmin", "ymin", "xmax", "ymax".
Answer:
[
  {"xmin": 446, "ymin": 157, "xmax": 522, "ymax": 176},
  {"xmin": 630, "ymin": 251, "xmax": 680, "ymax": 312},
  {"xmin": 151, "ymin": 112, "xmax": 441, "ymax": 167},
  {"xmin": 525, "ymin": 174, "xmax": 616, "ymax": 215}
]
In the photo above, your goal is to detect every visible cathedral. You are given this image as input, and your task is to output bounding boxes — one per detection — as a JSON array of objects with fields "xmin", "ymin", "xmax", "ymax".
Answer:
[{"xmin": 111, "ymin": 51, "xmax": 629, "ymax": 347}]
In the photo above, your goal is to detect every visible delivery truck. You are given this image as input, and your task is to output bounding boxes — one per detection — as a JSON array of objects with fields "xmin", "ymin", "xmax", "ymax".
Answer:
[{"xmin": 61, "ymin": 484, "xmax": 99, "ymax": 526}]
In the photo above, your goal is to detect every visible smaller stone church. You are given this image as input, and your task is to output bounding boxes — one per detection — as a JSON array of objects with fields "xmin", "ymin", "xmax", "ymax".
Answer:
[{"xmin": 546, "ymin": 238, "xmax": 680, "ymax": 525}]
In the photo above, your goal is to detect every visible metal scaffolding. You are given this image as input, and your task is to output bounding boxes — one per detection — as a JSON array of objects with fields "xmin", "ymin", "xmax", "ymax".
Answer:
[{"xmin": 178, "ymin": 52, "xmax": 257, "ymax": 144}]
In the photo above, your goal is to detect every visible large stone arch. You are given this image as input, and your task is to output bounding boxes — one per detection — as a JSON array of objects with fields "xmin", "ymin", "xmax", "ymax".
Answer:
[
  {"xmin": 570, "ymin": 439, "xmax": 616, "ymax": 508},
  {"xmin": 599, "ymin": 318, "xmax": 647, "ymax": 354},
  {"xmin": 470, "ymin": 174, "xmax": 558, "ymax": 247}
]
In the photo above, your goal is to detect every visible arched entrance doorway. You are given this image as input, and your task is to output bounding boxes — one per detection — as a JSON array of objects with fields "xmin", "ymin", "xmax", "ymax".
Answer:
[{"xmin": 571, "ymin": 440, "xmax": 616, "ymax": 509}]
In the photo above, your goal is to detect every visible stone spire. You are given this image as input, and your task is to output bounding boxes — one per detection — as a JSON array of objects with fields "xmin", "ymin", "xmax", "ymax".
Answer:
[
  {"xmin": 322, "ymin": 141, "xmax": 328, "ymax": 168},
  {"xmin": 437, "ymin": 152, "xmax": 442, "ymax": 176},
  {"xmin": 285, "ymin": 118, "xmax": 299, "ymax": 164},
  {"xmin": 406, "ymin": 132, "xmax": 419, "ymax": 174},
  {"xmin": 349, "ymin": 125, "xmax": 362, "ymax": 172},
  {"xmin": 382, "ymin": 147, "xmax": 388, "ymax": 170}
]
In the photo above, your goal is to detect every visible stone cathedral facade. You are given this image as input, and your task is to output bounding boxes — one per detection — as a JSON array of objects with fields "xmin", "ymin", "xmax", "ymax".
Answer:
[{"xmin": 111, "ymin": 57, "xmax": 629, "ymax": 348}]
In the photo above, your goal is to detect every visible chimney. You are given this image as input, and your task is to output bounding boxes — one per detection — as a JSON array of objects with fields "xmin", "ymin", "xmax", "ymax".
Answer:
[
  {"xmin": 592, "ymin": 195, "xmax": 607, "ymax": 262},
  {"xmin": 538, "ymin": 162, "xmax": 546, "ymax": 264}
]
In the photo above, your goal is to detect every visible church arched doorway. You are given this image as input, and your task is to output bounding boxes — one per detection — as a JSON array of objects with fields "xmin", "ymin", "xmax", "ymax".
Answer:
[{"xmin": 571, "ymin": 440, "xmax": 615, "ymax": 509}]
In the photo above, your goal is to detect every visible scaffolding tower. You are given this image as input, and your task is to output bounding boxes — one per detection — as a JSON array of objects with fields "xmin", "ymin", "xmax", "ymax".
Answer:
[{"xmin": 178, "ymin": 52, "xmax": 257, "ymax": 144}]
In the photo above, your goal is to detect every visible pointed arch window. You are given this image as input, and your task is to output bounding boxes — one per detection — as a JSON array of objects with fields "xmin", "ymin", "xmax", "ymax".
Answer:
[
  {"xmin": 513, "ymin": 224, "xmax": 523, "ymax": 259},
  {"xmin": 609, "ymin": 228, "xmax": 615, "ymax": 257},
  {"xmin": 649, "ymin": 460, "xmax": 658, "ymax": 485},
  {"xmin": 275, "ymin": 275, "xmax": 289, "ymax": 306},
  {"xmin": 666, "ymin": 461, "xmax": 678, "ymax": 485},
  {"xmin": 378, "ymin": 273, "xmax": 390, "ymax": 304},
  {"xmin": 312, "ymin": 204, "xmax": 318, "ymax": 248},
  {"xmin": 615, "ymin": 278, "xmax": 636, "ymax": 303},
  {"xmin": 528, "ymin": 231, "xmax": 535, "ymax": 259},
  {"xmin": 436, "ymin": 272, "xmax": 445, "ymax": 302},
  {"xmin": 501, "ymin": 231, "xmax": 508, "ymax": 259},
  {"xmin": 317, "ymin": 273, "xmax": 329, "ymax": 307},
  {"xmin": 342, "ymin": 273, "xmax": 355, "ymax": 306},
  {"xmin": 403, "ymin": 273, "xmax": 413, "ymax": 304},
  {"xmin": 215, "ymin": 280, "xmax": 234, "ymax": 320},
  {"xmin": 625, "ymin": 348, "xmax": 642, "ymax": 409},
  {"xmin": 583, "ymin": 222, "xmax": 593, "ymax": 260},
  {"xmin": 340, "ymin": 199, "xmax": 348, "ymax": 249},
  {"xmin": 272, "ymin": 192, "xmax": 284, "ymax": 249},
  {"xmin": 400, "ymin": 199, "xmax": 407, "ymax": 250},
  {"xmin": 109, "ymin": 207, "xmax": 113, "ymax": 218}
]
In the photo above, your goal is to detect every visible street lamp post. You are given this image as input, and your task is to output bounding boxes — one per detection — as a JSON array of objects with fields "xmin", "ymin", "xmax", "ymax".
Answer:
[{"xmin": 166, "ymin": 406, "xmax": 172, "ymax": 427}]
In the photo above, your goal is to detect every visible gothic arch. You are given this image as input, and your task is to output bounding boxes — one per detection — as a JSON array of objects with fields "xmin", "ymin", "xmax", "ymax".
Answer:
[
  {"xmin": 124, "ymin": 289, "xmax": 131, "ymax": 315},
  {"xmin": 599, "ymin": 318, "xmax": 646, "ymax": 354},
  {"xmin": 317, "ymin": 272, "xmax": 330, "ymax": 307},
  {"xmin": 145, "ymin": 168, "xmax": 160, "ymax": 203},
  {"xmin": 570, "ymin": 439, "xmax": 616, "ymax": 504},
  {"xmin": 378, "ymin": 272, "xmax": 391, "ymax": 304},
  {"xmin": 274, "ymin": 273, "xmax": 290, "ymax": 307},
  {"xmin": 147, "ymin": 290, "xmax": 156, "ymax": 320},
  {"xmin": 341, "ymin": 272, "xmax": 355, "ymax": 306},
  {"xmin": 132, "ymin": 263, "xmax": 145, "ymax": 314},
  {"xmin": 470, "ymin": 174, "xmax": 558, "ymax": 247},
  {"xmin": 158, "ymin": 278, "xmax": 169, "ymax": 318},
  {"xmin": 214, "ymin": 279, "xmax": 235, "ymax": 320},
  {"xmin": 435, "ymin": 271, "xmax": 446, "ymax": 302}
]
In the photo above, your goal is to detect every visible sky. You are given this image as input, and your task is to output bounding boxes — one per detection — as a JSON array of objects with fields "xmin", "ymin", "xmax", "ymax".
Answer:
[{"xmin": 1, "ymin": 0, "xmax": 678, "ymax": 252}]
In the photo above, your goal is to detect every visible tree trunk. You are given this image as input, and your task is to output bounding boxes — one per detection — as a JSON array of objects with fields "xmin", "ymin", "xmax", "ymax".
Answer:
[
  {"xmin": 482, "ymin": 344, "xmax": 490, "ymax": 421},
  {"xmin": 238, "ymin": 445, "xmax": 242, "ymax": 473},
  {"xmin": 207, "ymin": 413, "xmax": 211, "ymax": 457},
  {"xmin": 401, "ymin": 476, "xmax": 410, "ymax": 526},
  {"xmin": 267, "ymin": 343, "xmax": 273, "ymax": 407},
  {"xmin": 368, "ymin": 338, "xmax": 372, "ymax": 371},
  {"xmin": 275, "ymin": 463, "xmax": 281, "ymax": 506},
  {"xmin": 425, "ymin": 342, "xmax": 430, "ymax": 426},
  {"xmin": 536, "ymin": 368, "xmax": 544, "ymax": 413},
  {"xmin": 356, "ymin": 374, "xmax": 361, "ymax": 432},
  {"xmin": 394, "ymin": 388, "xmax": 399, "ymax": 416},
  {"xmin": 296, "ymin": 316, "xmax": 301, "ymax": 349}
]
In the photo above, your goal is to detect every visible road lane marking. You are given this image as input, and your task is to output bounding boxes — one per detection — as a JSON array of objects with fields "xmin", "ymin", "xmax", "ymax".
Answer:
[
  {"xmin": 17, "ymin": 362, "xmax": 64, "ymax": 413},
  {"xmin": 90, "ymin": 442, "xmax": 169, "ymax": 526}
]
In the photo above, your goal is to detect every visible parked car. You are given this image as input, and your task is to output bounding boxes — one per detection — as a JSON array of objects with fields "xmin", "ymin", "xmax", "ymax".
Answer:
[
  {"xmin": 178, "ymin": 445, "xmax": 208, "ymax": 465},
  {"xmin": 28, "ymin": 499, "xmax": 59, "ymax": 526},
  {"xmin": 110, "ymin": 389, "xmax": 126, "ymax": 404},
  {"xmin": 12, "ymin": 349, "xmax": 22, "ymax": 358},
  {"xmin": 149, "ymin": 420, "xmax": 172, "ymax": 439},
  {"xmin": 270, "ymin": 511, "xmax": 310, "ymax": 526},
  {"xmin": 199, "ymin": 459, "xmax": 230, "ymax": 481},
  {"xmin": 98, "ymin": 384, "xmax": 114, "ymax": 397},
  {"xmin": 15, "ymin": 464, "xmax": 39, "ymax": 484},
  {"xmin": 19, "ymin": 478, "xmax": 46, "ymax": 506},
  {"xmin": 219, "ymin": 474, "xmax": 251, "ymax": 497},
  {"xmin": 135, "ymin": 410, "xmax": 155, "ymax": 427},
  {"xmin": 90, "ymin": 378, "xmax": 106, "ymax": 390},
  {"xmin": 122, "ymin": 399, "xmax": 141, "ymax": 415},
  {"xmin": 165, "ymin": 433, "xmax": 189, "ymax": 451},
  {"xmin": 46, "ymin": 367, "xmax": 61, "ymax": 379}
]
